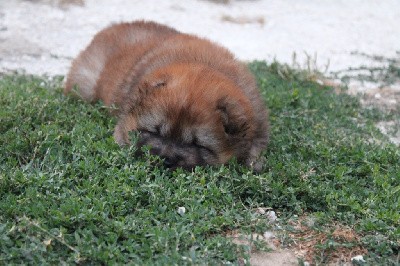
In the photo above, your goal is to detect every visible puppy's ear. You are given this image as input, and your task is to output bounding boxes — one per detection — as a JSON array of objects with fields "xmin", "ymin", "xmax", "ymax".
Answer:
[
  {"xmin": 217, "ymin": 97, "xmax": 252, "ymax": 137},
  {"xmin": 123, "ymin": 73, "xmax": 169, "ymax": 113}
]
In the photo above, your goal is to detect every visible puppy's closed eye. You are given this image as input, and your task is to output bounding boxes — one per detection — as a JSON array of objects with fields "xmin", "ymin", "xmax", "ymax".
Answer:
[{"xmin": 193, "ymin": 137, "xmax": 215, "ymax": 154}]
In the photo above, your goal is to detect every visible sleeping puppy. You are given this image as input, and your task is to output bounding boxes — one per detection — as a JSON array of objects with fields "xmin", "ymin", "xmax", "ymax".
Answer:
[{"xmin": 65, "ymin": 21, "xmax": 269, "ymax": 172}]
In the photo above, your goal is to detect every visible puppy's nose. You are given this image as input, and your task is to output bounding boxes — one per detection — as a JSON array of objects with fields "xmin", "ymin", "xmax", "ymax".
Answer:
[{"xmin": 163, "ymin": 157, "xmax": 175, "ymax": 168}]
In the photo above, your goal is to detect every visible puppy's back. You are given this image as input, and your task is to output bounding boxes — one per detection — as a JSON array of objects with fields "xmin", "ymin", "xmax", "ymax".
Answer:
[{"xmin": 64, "ymin": 21, "xmax": 178, "ymax": 102}]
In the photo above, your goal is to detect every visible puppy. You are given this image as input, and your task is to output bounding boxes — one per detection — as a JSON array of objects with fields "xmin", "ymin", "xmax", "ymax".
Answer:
[{"xmin": 65, "ymin": 21, "xmax": 269, "ymax": 171}]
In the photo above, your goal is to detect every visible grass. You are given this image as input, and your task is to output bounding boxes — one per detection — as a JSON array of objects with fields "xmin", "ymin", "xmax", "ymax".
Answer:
[{"xmin": 1, "ymin": 62, "xmax": 399, "ymax": 264}]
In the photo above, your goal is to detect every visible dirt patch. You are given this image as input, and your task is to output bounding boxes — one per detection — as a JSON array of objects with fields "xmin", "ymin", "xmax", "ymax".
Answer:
[
  {"xmin": 228, "ymin": 232, "xmax": 298, "ymax": 266},
  {"xmin": 286, "ymin": 216, "xmax": 368, "ymax": 265},
  {"xmin": 347, "ymin": 85, "xmax": 400, "ymax": 112},
  {"xmin": 250, "ymin": 250, "xmax": 298, "ymax": 266}
]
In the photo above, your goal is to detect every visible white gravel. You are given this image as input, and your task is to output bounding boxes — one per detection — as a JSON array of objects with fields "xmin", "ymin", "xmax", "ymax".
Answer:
[{"xmin": 1, "ymin": 0, "xmax": 399, "ymax": 77}]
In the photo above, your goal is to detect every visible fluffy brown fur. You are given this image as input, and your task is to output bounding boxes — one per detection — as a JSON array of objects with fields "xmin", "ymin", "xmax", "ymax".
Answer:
[{"xmin": 65, "ymin": 21, "xmax": 269, "ymax": 171}]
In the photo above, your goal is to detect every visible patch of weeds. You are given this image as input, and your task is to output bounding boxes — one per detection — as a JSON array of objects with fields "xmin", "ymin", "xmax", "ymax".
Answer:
[
  {"xmin": 290, "ymin": 51, "xmax": 330, "ymax": 81},
  {"xmin": 332, "ymin": 51, "xmax": 400, "ymax": 86},
  {"xmin": 281, "ymin": 215, "xmax": 368, "ymax": 264},
  {"xmin": 1, "ymin": 62, "xmax": 399, "ymax": 264}
]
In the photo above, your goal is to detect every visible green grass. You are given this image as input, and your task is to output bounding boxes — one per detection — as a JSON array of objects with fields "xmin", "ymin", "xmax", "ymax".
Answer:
[{"xmin": 1, "ymin": 62, "xmax": 399, "ymax": 264}]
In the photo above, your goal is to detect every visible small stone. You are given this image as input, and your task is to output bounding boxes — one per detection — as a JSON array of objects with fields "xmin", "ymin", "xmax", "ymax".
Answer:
[
  {"xmin": 374, "ymin": 93, "xmax": 381, "ymax": 99},
  {"xmin": 351, "ymin": 255, "xmax": 365, "ymax": 262},
  {"xmin": 256, "ymin": 207, "xmax": 266, "ymax": 215},
  {"xmin": 263, "ymin": 231, "xmax": 275, "ymax": 239},
  {"xmin": 43, "ymin": 239, "xmax": 52, "ymax": 246},
  {"xmin": 266, "ymin": 211, "xmax": 277, "ymax": 222},
  {"xmin": 177, "ymin": 207, "xmax": 186, "ymax": 215}
]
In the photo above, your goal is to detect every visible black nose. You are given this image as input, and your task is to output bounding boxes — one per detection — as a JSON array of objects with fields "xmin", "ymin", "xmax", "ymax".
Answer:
[
  {"xmin": 163, "ymin": 157, "xmax": 175, "ymax": 168},
  {"xmin": 162, "ymin": 157, "xmax": 177, "ymax": 168}
]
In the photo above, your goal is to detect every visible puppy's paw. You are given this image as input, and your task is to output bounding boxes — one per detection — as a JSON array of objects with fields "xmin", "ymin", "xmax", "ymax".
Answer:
[
  {"xmin": 246, "ymin": 156, "xmax": 266, "ymax": 173},
  {"xmin": 113, "ymin": 122, "xmax": 130, "ymax": 146}
]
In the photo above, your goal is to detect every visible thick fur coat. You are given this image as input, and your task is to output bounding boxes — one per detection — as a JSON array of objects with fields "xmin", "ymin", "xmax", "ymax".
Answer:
[{"xmin": 65, "ymin": 21, "xmax": 269, "ymax": 171}]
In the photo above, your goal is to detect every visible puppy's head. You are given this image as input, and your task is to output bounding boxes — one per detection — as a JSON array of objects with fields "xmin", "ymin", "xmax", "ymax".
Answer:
[{"xmin": 124, "ymin": 63, "xmax": 256, "ymax": 170}]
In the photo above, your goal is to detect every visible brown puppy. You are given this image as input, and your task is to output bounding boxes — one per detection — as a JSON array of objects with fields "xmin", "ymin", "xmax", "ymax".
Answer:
[{"xmin": 65, "ymin": 21, "xmax": 269, "ymax": 171}]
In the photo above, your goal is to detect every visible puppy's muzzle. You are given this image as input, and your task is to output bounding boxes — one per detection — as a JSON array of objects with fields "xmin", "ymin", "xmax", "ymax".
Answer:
[{"xmin": 150, "ymin": 146, "xmax": 181, "ymax": 169}]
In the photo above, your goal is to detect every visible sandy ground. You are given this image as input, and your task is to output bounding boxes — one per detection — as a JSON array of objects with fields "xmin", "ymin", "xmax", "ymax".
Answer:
[
  {"xmin": 0, "ymin": 1, "xmax": 399, "ymax": 263},
  {"xmin": 0, "ymin": 0, "xmax": 399, "ymax": 76}
]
